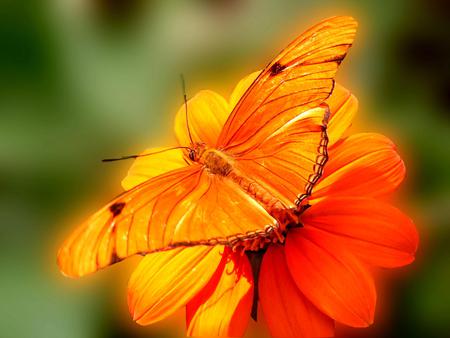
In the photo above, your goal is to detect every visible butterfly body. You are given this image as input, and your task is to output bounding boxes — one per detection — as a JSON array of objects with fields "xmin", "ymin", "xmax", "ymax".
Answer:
[
  {"xmin": 191, "ymin": 145, "xmax": 283, "ymax": 209},
  {"xmin": 200, "ymin": 148, "xmax": 234, "ymax": 176}
]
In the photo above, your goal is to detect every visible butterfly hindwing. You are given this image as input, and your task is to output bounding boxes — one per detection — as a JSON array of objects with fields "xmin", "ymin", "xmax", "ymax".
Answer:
[{"xmin": 234, "ymin": 106, "xmax": 329, "ymax": 208}]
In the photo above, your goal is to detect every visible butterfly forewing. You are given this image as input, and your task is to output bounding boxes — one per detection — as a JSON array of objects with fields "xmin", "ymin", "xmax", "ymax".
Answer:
[
  {"xmin": 58, "ymin": 165, "xmax": 276, "ymax": 277},
  {"xmin": 217, "ymin": 16, "xmax": 357, "ymax": 154}
]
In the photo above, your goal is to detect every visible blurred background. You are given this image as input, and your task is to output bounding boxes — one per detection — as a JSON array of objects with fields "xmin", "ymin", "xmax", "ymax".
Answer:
[{"xmin": 1, "ymin": 0, "xmax": 449, "ymax": 337}]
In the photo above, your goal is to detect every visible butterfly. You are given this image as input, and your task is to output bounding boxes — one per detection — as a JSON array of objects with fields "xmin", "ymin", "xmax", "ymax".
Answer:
[{"xmin": 58, "ymin": 16, "xmax": 357, "ymax": 277}]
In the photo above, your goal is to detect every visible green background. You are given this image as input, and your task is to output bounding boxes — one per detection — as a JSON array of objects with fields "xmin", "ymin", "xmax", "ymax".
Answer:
[{"xmin": 1, "ymin": 0, "xmax": 449, "ymax": 337}]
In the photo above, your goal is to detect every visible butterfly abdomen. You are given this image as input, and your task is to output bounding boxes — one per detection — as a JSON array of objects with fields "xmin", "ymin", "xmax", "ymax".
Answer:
[{"xmin": 228, "ymin": 171, "xmax": 283, "ymax": 212}]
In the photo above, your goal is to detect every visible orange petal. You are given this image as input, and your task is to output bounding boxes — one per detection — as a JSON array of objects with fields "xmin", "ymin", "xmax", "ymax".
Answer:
[
  {"xmin": 302, "ymin": 196, "xmax": 418, "ymax": 268},
  {"xmin": 260, "ymin": 245, "xmax": 335, "ymax": 338},
  {"xmin": 186, "ymin": 248, "xmax": 253, "ymax": 337},
  {"xmin": 229, "ymin": 70, "xmax": 261, "ymax": 110},
  {"xmin": 128, "ymin": 246, "xmax": 223, "ymax": 325},
  {"xmin": 325, "ymin": 83, "xmax": 358, "ymax": 145},
  {"xmin": 174, "ymin": 90, "xmax": 229, "ymax": 147},
  {"xmin": 121, "ymin": 147, "xmax": 186, "ymax": 190},
  {"xmin": 311, "ymin": 133, "xmax": 405, "ymax": 202},
  {"xmin": 285, "ymin": 228, "xmax": 376, "ymax": 327}
]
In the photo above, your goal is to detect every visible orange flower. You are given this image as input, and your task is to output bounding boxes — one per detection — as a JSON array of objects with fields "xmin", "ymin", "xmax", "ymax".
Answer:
[{"xmin": 124, "ymin": 73, "xmax": 418, "ymax": 337}]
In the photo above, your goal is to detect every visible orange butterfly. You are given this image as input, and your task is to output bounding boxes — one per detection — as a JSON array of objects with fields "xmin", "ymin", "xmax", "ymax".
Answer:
[{"xmin": 58, "ymin": 16, "xmax": 357, "ymax": 277}]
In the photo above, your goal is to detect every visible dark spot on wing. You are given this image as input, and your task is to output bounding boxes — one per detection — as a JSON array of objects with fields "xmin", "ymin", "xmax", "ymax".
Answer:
[
  {"xmin": 327, "ymin": 54, "xmax": 346, "ymax": 65},
  {"xmin": 269, "ymin": 62, "xmax": 286, "ymax": 76},
  {"xmin": 110, "ymin": 251, "xmax": 121, "ymax": 264},
  {"xmin": 109, "ymin": 202, "xmax": 126, "ymax": 217}
]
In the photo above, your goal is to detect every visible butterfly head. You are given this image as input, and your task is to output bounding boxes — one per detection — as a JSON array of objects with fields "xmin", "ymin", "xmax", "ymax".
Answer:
[
  {"xmin": 188, "ymin": 148, "xmax": 196, "ymax": 161},
  {"xmin": 187, "ymin": 142, "xmax": 206, "ymax": 162}
]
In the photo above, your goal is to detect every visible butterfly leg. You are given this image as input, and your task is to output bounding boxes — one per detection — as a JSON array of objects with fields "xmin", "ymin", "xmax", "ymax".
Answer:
[{"xmin": 270, "ymin": 207, "xmax": 302, "ymax": 233}]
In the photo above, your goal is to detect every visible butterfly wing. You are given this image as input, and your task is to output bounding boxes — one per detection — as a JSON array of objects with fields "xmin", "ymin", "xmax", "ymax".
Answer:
[
  {"xmin": 234, "ymin": 105, "xmax": 329, "ymax": 208},
  {"xmin": 233, "ymin": 83, "xmax": 357, "ymax": 208},
  {"xmin": 214, "ymin": 16, "xmax": 357, "ymax": 206},
  {"xmin": 58, "ymin": 17, "xmax": 358, "ymax": 277},
  {"xmin": 58, "ymin": 165, "xmax": 276, "ymax": 277},
  {"xmin": 216, "ymin": 16, "xmax": 357, "ymax": 154}
]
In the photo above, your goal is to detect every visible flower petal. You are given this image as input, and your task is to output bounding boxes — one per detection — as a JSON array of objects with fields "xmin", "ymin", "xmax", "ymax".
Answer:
[
  {"xmin": 260, "ymin": 245, "xmax": 335, "ymax": 338},
  {"xmin": 286, "ymin": 228, "xmax": 376, "ymax": 327},
  {"xmin": 186, "ymin": 249, "xmax": 253, "ymax": 337},
  {"xmin": 174, "ymin": 90, "xmax": 229, "ymax": 147},
  {"xmin": 302, "ymin": 196, "xmax": 418, "ymax": 268},
  {"xmin": 325, "ymin": 83, "xmax": 358, "ymax": 146},
  {"xmin": 229, "ymin": 70, "xmax": 261, "ymax": 110},
  {"xmin": 128, "ymin": 246, "xmax": 223, "ymax": 325},
  {"xmin": 121, "ymin": 147, "xmax": 186, "ymax": 190},
  {"xmin": 311, "ymin": 133, "xmax": 405, "ymax": 201}
]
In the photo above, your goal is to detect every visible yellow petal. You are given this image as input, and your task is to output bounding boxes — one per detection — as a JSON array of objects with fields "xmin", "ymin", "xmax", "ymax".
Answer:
[
  {"xmin": 325, "ymin": 83, "xmax": 358, "ymax": 145},
  {"xmin": 128, "ymin": 246, "xmax": 223, "ymax": 326},
  {"xmin": 186, "ymin": 249, "xmax": 253, "ymax": 337},
  {"xmin": 229, "ymin": 70, "xmax": 261, "ymax": 110},
  {"xmin": 174, "ymin": 90, "xmax": 229, "ymax": 147},
  {"xmin": 121, "ymin": 147, "xmax": 186, "ymax": 190}
]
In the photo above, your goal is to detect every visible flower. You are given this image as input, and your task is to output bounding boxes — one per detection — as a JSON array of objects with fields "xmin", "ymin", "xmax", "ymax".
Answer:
[{"xmin": 124, "ymin": 72, "xmax": 418, "ymax": 337}]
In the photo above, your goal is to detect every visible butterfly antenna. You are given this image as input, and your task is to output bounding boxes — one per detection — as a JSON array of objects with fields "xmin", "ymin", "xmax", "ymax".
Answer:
[
  {"xmin": 102, "ymin": 146, "xmax": 191, "ymax": 162},
  {"xmin": 180, "ymin": 74, "xmax": 194, "ymax": 146}
]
